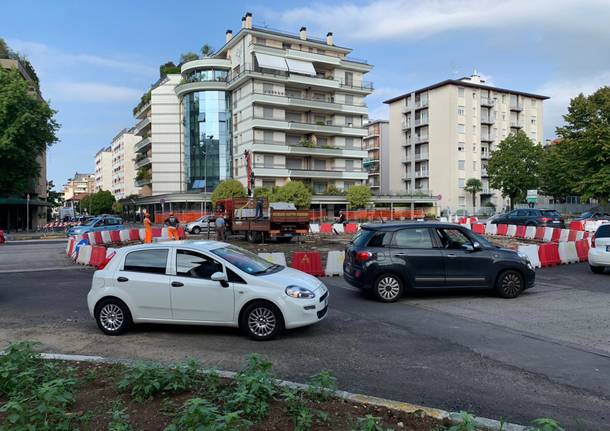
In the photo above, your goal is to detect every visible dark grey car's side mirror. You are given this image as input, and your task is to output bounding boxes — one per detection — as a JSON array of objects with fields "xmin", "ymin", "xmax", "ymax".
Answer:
[{"xmin": 472, "ymin": 241, "xmax": 482, "ymax": 251}]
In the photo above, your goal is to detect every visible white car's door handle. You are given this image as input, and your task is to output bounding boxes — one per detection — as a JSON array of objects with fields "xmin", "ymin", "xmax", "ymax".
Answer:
[{"xmin": 447, "ymin": 253, "xmax": 457, "ymax": 258}]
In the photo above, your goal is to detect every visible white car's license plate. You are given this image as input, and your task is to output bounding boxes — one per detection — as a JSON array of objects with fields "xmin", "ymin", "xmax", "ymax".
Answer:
[{"xmin": 552, "ymin": 220, "xmax": 560, "ymax": 223}]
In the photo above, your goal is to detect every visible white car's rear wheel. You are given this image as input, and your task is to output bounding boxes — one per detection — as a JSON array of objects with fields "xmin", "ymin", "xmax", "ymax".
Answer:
[
  {"xmin": 191, "ymin": 226, "xmax": 201, "ymax": 234},
  {"xmin": 240, "ymin": 301, "xmax": 284, "ymax": 341},
  {"xmin": 95, "ymin": 299, "xmax": 132, "ymax": 335}
]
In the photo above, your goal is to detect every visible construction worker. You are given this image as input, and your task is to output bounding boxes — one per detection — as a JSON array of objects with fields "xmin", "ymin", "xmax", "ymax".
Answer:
[
  {"xmin": 143, "ymin": 211, "xmax": 153, "ymax": 244},
  {"xmin": 164, "ymin": 211, "xmax": 180, "ymax": 240}
]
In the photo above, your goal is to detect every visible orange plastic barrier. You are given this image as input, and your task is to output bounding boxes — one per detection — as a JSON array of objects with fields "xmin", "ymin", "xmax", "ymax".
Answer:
[
  {"xmin": 67, "ymin": 238, "xmax": 75, "ymax": 256},
  {"xmin": 568, "ymin": 230, "xmax": 578, "ymax": 242},
  {"xmin": 344, "ymin": 223, "xmax": 358, "ymax": 234},
  {"xmin": 93, "ymin": 231, "xmax": 103, "ymax": 245},
  {"xmin": 569, "ymin": 220, "xmax": 585, "ymax": 231},
  {"xmin": 319, "ymin": 224, "xmax": 333, "ymax": 234},
  {"xmin": 109, "ymin": 230, "xmax": 121, "ymax": 243},
  {"xmin": 472, "ymin": 223, "xmax": 485, "ymax": 234},
  {"xmin": 535, "ymin": 227, "xmax": 546, "ymax": 241},
  {"xmin": 515, "ymin": 225, "xmax": 527, "ymax": 238},
  {"xmin": 89, "ymin": 246, "xmax": 107, "ymax": 267},
  {"xmin": 177, "ymin": 227, "xmax": 186, "ymax": 239},
  {"xmin": 551, "ymin": 228, "xmax": 561, "ymax": 242},
  {"xmin": 575, "ymin": 239, "xmax": 590, "ymax": 262},
  {"xmin": 152, "ymin": 227, "xmax": 162, "ymax": 238},
  {"xmin": 496, "ymin": 224, "xmax": 508, "ymax": 236},
  {"xmin": 538, "ymin": 243, "xmax": 561, "ymax": 267},
  {"xmin": 129, "ymin": 229, "xmax": 140, "ymax": 241},
  {"xmin": 290, "ymin": 251, "xmax": 324, "ymax": 276},
  {"xmin": 155, "ymin": 211, "xmax": 211, "ymax": 224}
]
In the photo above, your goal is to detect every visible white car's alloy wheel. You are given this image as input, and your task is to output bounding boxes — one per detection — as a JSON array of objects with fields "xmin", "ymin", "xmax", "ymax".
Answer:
[
  {"xmin": 99, "ymin": 304, "xmax": 124, "ymax": 332},
  {"xmin": 248, "ymin": 307, "xmax": 277, "ymax": 337}
]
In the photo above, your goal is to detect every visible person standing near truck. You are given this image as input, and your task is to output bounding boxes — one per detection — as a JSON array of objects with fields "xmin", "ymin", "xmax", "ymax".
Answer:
[
  {"xmin": 164, "ymin": 211, "xmax": 180, "ymax": 240},
  {"xmin": 255, "ymin": 197, "xmax": 264, "ymax": 220},
  {"xmin": 215, "ymin": 215, "xmax": 226, "ymax": 241},
  {"xmin": 143, "ymin": 211, "xmax": 153, "ymax": 244}
]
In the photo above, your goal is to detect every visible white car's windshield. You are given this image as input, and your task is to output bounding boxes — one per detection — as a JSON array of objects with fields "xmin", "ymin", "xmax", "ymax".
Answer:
[
  {"xmin": 211, "ymin": 245, "xmax": 282, "ymax": 275},
  {"xmin": 85, "ymin": 218, "xmax": 100, "ymax": 226}
]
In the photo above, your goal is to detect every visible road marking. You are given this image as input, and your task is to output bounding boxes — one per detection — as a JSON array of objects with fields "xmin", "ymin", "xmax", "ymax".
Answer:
[{"xmin": 0, "ymin": 266, "xmax": 88, "ymax": 274}]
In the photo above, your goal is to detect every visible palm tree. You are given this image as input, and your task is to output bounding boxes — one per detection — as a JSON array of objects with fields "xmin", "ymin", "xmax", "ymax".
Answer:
[
  {"xmin": 464, "ymin": 178, "xmax": 483, "ymax": 214},
  {"xmin": 200, "ymin": 44, "xmax": 215, "ymax": 58}
]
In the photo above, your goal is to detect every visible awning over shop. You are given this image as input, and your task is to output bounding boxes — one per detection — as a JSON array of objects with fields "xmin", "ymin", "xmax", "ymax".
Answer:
[
  {"xmin": 254, "ymin": 52, "xmax": 288, "ymax": 71},
  {"xmin": 286, "ymin": 58, "xmax": 316, "ymax": 76},
  {"xmin": 0, "ymin": 197, "xmax": 50, "ymax": 206}
]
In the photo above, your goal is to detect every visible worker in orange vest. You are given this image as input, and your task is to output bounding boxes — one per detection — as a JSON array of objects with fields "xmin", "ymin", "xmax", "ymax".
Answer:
[
  {"xmin": 143, "ymin": 211, "xmax": 153, "ymax": 244},
  {"xmin": 164, "ymin": 212, "xmax": 180, "ymax": 240}
]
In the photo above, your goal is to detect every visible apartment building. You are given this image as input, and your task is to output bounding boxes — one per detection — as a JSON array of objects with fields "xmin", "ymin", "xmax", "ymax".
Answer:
[
  {"xmin": 363, "ymin": 120, "xmax": 389, "ymax": 194},
  {"xmin": 168, "ymin": 12, "xmax": 373, "ymax": 195},
  {"xmin": 63, "ymin": 172, "xmax": 95, "ymax": 208},
  {"xmin": 133, "ymin": 75, "xmax": 182, "ymax": 196},
  {"xmin": 94, "ymin": 146, "xmax": 112, "ymax": 192},
  {"xmin": 111, "ymin": 128, "xmax": 140, "ymax": 199},
  {"xmin": 385, "ymin": 73, "xmax": 548, "ymax": 213}
]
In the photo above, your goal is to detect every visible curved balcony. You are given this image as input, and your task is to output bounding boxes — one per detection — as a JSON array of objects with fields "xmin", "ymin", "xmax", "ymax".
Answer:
[
  {"xmin": 248, "ymin": 91, "xmax": 368, "ymax": 115},
  {"xmin": 134, "ymin": 136, "xmax": 151, "ymax": 153},
  {"xmin": 248, "ymin": 116, "xmax": 368, "ymax": 137},
  {"xmin": 134, "ymin": 156, "xmax": 152, "ymax": 169},
  {"xmin": 175, "ymin": 80, "xmax": 228, "ymax": 99}
]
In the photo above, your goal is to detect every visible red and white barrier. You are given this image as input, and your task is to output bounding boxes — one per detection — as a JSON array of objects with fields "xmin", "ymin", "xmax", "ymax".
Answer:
[{"xmin": 517, "ymin": 244, "xmax": 541, "ymax": 268}]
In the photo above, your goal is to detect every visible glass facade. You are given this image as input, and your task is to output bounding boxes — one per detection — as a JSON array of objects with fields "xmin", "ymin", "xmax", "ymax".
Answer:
[
  {"xmin": 183, "ymin": 90, "xmax": 231, "ymax": 191},
  {"xmin": 184, "ymin": 69, "xmax": 228, "ymax": 83}
]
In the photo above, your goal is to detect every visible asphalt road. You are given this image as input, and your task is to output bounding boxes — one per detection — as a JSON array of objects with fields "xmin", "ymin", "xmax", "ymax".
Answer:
[{"xmin": 1, "ymin": 241, "xmax": 609, "ymax": 430}]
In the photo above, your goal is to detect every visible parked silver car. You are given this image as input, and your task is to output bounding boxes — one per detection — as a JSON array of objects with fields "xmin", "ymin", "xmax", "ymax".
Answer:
[{"xmin": 185, "ymin": 215, "xmax": 215, "ymax": 234}]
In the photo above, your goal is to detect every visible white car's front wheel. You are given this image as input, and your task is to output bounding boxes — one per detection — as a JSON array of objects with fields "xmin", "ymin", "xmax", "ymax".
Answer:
[
  {"xmin": 94, "ymin": 299, "xmax": 132, "ymax": 335},
  {"xmin": 240, "ymin": 301, "xmax": 284, "ymax": 341},
  {"xmin": 191, "ymin": 226, "xmax": 201, "ymax": 234}
]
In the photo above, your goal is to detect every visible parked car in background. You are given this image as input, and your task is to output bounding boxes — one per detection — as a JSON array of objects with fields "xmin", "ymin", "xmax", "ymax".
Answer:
[
  {"xmin": 490, "ymin": 209, "xmax": 564, "ymax": 227},
  {"xmin": 344, "ymin": 222, "xmax": 535, "ymax": 302},
  {"xmin": 87, "ymin": 240, "xmax": 329, "ymax": 340},
  {"xmin": 67, "ymin": 215, "xmax": 123, "ymax": 236},
  {"xmin": 185, "ymin": 215, "xmax": 216, "ymax": 234},
  {"xmin": 575, "ymin": 207, "xmax": 610, "ymax": 221},
  {"xmin": 588, "ymin": 224, "xmax": 610, "ymax": 274}
]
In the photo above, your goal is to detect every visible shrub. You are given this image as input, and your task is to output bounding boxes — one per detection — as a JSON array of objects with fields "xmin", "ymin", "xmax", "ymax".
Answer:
[
  {"xmin": 447, "ymin": 411, "xmax": 477, "ymax": 431},
  {"xmin": 107, "ymin": 400, "xmax": 132, "ymax": 431},
  {"xmin": 211, "ymin": 179, "xmax": 246, "ymax": 205},
  {"xmin": 306, "ymin": 370, "xmax": 337, "ymax": 402},
  {"xmin": 0, "ymin": 341, "xmax": 41, "ymax": 397},
  {"xmin": 346, "ymin": 185, "xmax": 372, "ymax": 209},
  {"xmin": 353, "ymin": 415, "xmax": 392, "ymax": 431},
  {"xmin": 225, "ymin": 354, "xmax": 276, "ymax": 420},
  {"xmin": 527, "ymin": 418, "xmax": 565, "ymax": 431},
  {"xmin": 271, "ymin": 181, "xmax": 312, "ymax": 209},
  {"xmin": 165, "ymin": 398, "xmax": 249, "ymax": 431}
]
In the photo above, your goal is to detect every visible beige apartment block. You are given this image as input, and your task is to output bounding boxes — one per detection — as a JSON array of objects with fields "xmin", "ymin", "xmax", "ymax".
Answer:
[
  {"xmin": 385, "ymin": 73, "xmax": 548, "ymax": 214},
  {"xmin": 110, "ymin": 128, "xmax": 140, "ymax": 199},
  {"xmin": 132, "ymin": 74, "xmax": 183, "ymax": 196},
  {"xmin": 63, "ymin": 173, "xmax": 95, "ymax": 201},
  {"xmin": 94, "ymin": 146, "xmax": 112, "ymax": 192},
  {"xmin": 169, "ymin": 12, "xmax": 373, "ymax": 195},
  {"xmin": 364, "ymin": 120, "xmax": 389, "ymax": 194}
]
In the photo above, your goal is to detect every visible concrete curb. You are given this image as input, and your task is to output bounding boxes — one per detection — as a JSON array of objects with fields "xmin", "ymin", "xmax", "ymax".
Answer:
[{"xmin": 37, "ymin": 352, "xmax": 526, "ymax": 430}]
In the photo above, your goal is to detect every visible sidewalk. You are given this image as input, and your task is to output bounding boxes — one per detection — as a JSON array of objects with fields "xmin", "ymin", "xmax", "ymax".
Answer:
[{"xmin": 4, "ymin": 231, "xmax": 67, "ymax": 241}]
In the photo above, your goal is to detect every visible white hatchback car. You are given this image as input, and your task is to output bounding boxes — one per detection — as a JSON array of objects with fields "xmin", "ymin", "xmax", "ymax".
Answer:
[
  {"xmin": 87, "ymin": 241, "xmax": 329, "ymax": 340},
  {"xmin": 185, "ymin": 215, "xmax": 215, "ymax": 234},
  {"xmin": 589, "ymin": 224, "xmax": 610, "ymax": 273}
]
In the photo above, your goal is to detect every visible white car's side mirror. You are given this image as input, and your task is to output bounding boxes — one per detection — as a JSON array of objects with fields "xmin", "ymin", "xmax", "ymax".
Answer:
[{"xmin": 211, "ymin": 271, "xmax": 229, "ymax": 287}]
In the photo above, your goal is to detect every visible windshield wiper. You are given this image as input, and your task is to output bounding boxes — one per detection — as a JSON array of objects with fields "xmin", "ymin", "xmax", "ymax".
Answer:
[{"xmin": 252, "ymin": 264, "xmax": 282, "ymax": 275}]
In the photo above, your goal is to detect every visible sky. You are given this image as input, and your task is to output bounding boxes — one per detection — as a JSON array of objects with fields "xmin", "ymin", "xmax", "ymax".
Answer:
[{"xmin": 3, "ymin": 0, "xmax": 610, "ymax": 190}]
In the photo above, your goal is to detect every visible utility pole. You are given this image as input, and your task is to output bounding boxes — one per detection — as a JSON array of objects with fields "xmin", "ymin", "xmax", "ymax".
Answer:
[{"xmin": 26, "ymin": 193, "xmax": 30, "ymax": 232}]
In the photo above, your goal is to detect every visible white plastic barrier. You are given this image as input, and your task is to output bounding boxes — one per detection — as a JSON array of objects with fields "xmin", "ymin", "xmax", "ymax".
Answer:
[
  {"xmin": 325, "ymin": 250, "xmax": 345, "ymax": 276},
  {"xmin": 485, "ymin": 223, "xmax": 497, "ymax": 235},
  {"xmin": 258, "ymin": 252, "xmax": 287, "ymax": 266},
  {"xmin": 87, "ymin": 233, "xmax": 98, "ymax": 245},
  {"xmin": 558, "ymin": 241, "xmax": 578, "ymax": 264},
  {"xmin": 584, "ymin": 221, "xmax": 597, "ymax": 232},
  {"xmin": 76, "ymin": 245, "xmax": 92, "ymax": 265},
  {"xmin": 506, "ymin": 225, "xmax": 517, "ymax": 237},
  {"xmin": 517, "ymin": 244, "xmax": 541, "ymax": 268},
  {"xmin": 101, "ymin": 230, "xmax": 112, "ymax": 244},
  {"xmin": 462, "ymin": 223, "xmax": 471, "ymax": 231},
  {"xmin": 440, "ymin": 217, "xmax": 448, "ymax": 222},
  {"xmin": 309, "ymin": 224, "xmax": 320, "ymax": 234},
  {"xmin": 332, "ymin": 223, "xmax": 345, "ymax": 234},
  {"xmin": 139, "ymin": 228, "xmax": 146, "ymax": 241},
  {"xmin": 559, "ymin": 228, "xmax": 570, "ymax": 243},
  {"xmin": 575, "ymin": 231, "xmax": 585, "ymax": 241},
  {"xmin": 66, "ymin": 238, "xmax": 73, "ymax": 254},
  {"xmin": 525, "ymin": 226, "xmax": 537, "ymax": 240},
  {"xmin": 119, "ymin": 229, "xmax": 131, "ymax": 242},
  {"xmin": 161, "ymin": 227, "xmax": 169, "ymax": 240},
  {"xmin": 543, "ymin": 227, "xmax": 554, "ymax": 242}
]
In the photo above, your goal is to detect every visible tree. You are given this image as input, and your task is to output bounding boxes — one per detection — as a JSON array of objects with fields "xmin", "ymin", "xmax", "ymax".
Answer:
[
  {"xmin": 112, "ymin": 201, "xmax": 124, "ymax": 215},
  {"xmin": 539, "ymin": 143, "xmax": 577, "ymax": 200},
  {"xmin": 253, "ymin": 187, "xmax": 273, "ymax": 199},
  {"xmin": 0, "ymin": 69, "xmax": 59, "ymax": 196},
  {"xmin": 180, "ymin": 52, "xmax": 199, "ymax": 64},
  {"xmin": 200, "ymin": 44, "xmax": 215, "ymax": 57},
  {"xmin": 556, "ymin": 87, "xmax": 610, "ymax": 203},
  {"xmin": 346, "ymin": 185, "xmax": 372, "ymax": 209},
  {"xmin": 271, "ymin": 181, "xmax": 312, "ymax": 209},
  {"xmin": 211, "ymin": 179, "xmax": 246, "ymax": 205},
  {"xmin": 464, "ymin": 178, "xmax": 483, "ymax": 213},
  {"xmin": 79, "ymin": 190, "xmax": 115, "ymax": 215},
  {"xmin": 487, "ymin": 131, "xmax": 543, "ymax": 209},
  {"xmin": 159, "ymin": 61, "xmax": 180, "ymax": 79},
  {"xmin": 0, "ymin": 38, "xmax": 11, "ymax": 58}
]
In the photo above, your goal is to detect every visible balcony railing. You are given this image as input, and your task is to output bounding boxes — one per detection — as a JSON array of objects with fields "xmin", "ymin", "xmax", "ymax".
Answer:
[
  {"xmin": 510, "ymin": 102, "xmax": 523, "ymax": 111},
  {"xmin": 252, "ymin": 116, "xmax": 366, "ymax": 133},
  {"xmin": 253, "ymin": 90, "xmax": 367, "ymax": 107},
  {"xmin": 414, "ymin": 170, "xmax": 429, "ymax": 178},
  {"xmin": 414, "ymin": 118, "xmax": 428, "ymax": 127},
  {"xmin": 481, "ymin": 151, "xmax": 490, "ymax": 159},
  {"xmin": 414, "ymin": 153, "xmax": 429, "ymax": 160},
  {"xmin": 409, "ymin": 99, "xmax": 428, "ymax": 109},
  {"xmin": 254, "ymin": 163, "xmax": 365, "ymax": 174},
  {"xmin": 401, "ymin": 119, "xmax": 410, "ymax": 130},
  {"xmin": 480, "ymin": 97, "xmax": 495, "ymax": 107},
  {"xmin": 510, "ymin": 121, "xmax": 523, "ymax": 128},
  {"xmin": 414, "ymin": 135, "xmax": 429, "ymax": 144},
  {"xmin": 480, "ymin": 133, "xmax": 495, "ymax": 142},
  {"xmin": 480, "ymin": 114, "xmax": 496, "ymax": 124}
]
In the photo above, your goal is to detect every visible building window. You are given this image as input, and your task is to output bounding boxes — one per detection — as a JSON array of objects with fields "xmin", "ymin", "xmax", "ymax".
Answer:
[
  {"xmin": 263, "ymin": 83, "xmax": 273, "ymax": 94},
  {"xmin": 502, "ymin": 94, "xmax": 506, "ymax": 103},
  {"xmin": 531, "ymin": 99, "xmax": 536, "ymax": 107},
  {"xmin": 458, "ymin": 160, "xmax": 465, "ymax": 170},
  {"xmin": 345, "ymin": 94, "xmax": 354, "ymax": 105},
  {"xmin": 262, "ymin": 180, "xmax": 275, "ymax": 189},
  {"xmin": 458, "ymin": 196, "xmax": 466, "ymax": 206},
  {"xmin": 457, "ymin": 123, "xmax": 465, "ymax": 134},
  {"xmin": 286, "ymin": 158, "xmax": 302, "ymax": 169},
  {"xmin": 345, "ymin": 160, "xmax": 354, "ymax": 171},
  {"xmin": 458, "ymin": 178, "xmax": 465, "ymax": 188},
  {"xmin": 458, "ymin": 142, "xmax": 465, "ymax": 152},
  {"xmin": 457, "ymin": 105, "xmax": 465, "ymax": 116},
  {"xmin": 473, "ymin": 92, "xmax": 476, "ymax": 99},
  {"xmin": 458, "ymin": 87, "xmax": 464, "ymax": 97},
  {"xmin": 314, "ymin": 159, "xmax": 326, "ymax": 170},
  {"xmin": 263, "ymin": 107, "xmax": 274, "ymax": 119},
  {"xmin": 473, "ymin": 161, "xmax": 477, "ymax": 170},
  {"xmin": 531, "ymin": 117, "xmax": 536, "ymax": 125},
  {"xmin": 263, "ymin": 155, "xmax": 274, "ymax": 168}
]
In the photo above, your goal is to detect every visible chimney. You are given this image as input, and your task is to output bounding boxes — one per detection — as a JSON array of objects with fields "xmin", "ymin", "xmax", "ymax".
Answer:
[
  {"xmin": 241, "ymin": 16, "xmax": 246, "ymax": 28},
  {"xmin": 326, "ymin": 32, "xmax": 333, "ymax": 46},
  {"xmin": 226, "ymin": 29, "xmax": 233, "ymax": 43},
  {"xmin": 245, "ymin": 12, "xmax": 252, "ymax": 29},
  {"xmin": 299, "ymin": 26, "xmax": 307, "ymax": 40}
]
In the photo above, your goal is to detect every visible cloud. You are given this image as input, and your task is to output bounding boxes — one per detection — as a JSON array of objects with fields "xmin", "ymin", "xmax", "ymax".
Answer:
[
  {"xmin": 6, "ymin": 39, "xmax": 156, "ymax": 76},
  {"xmin": 535, "ymin": 70, "xmax": 610, "ymax": 138},
  {"xmin": 271, "ymin": 0, "xmax": 610, "ymax": 42},
  {"xmin": 47, "ymin": 82, "xmax": 142, "ymax": 103}
]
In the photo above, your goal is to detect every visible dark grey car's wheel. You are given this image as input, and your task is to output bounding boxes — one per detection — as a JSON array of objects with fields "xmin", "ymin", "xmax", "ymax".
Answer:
[
  {"xmin": 373, "ymin": 274, "xmax": 403, "ymax": 303},
  {"xmin": 590, "ymin": 265, "xmax": 605, "ymax": 274},
  {"xmin": 191, "ymin": 226, "xmax": 201, "ymax": 234},
  {"xmin": 94, "ymin": 299, "xmax": 132, "ymax": 335},
  {"xmin": 495, "ymin": 270, "xmax": 524, "ymax": 298},
  {"xmin": 240, "ymin": 301, "xmax": 284, "ymax": 341}
]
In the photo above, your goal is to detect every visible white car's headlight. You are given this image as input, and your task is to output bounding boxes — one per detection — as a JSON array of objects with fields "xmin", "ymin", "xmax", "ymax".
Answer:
[{"xmin": 285, "ymin": 285, "xmax": 315, "ymax": 299}]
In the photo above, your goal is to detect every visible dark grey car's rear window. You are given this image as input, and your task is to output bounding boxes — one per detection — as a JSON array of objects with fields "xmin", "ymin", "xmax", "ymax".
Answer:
[
  {"xmin": 597, "ymin": 225, "xmax": 610, "ymax": 238},
  {"xmin": 352, "ymin": 229, "xmax": 391, "ymax": 247}
]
